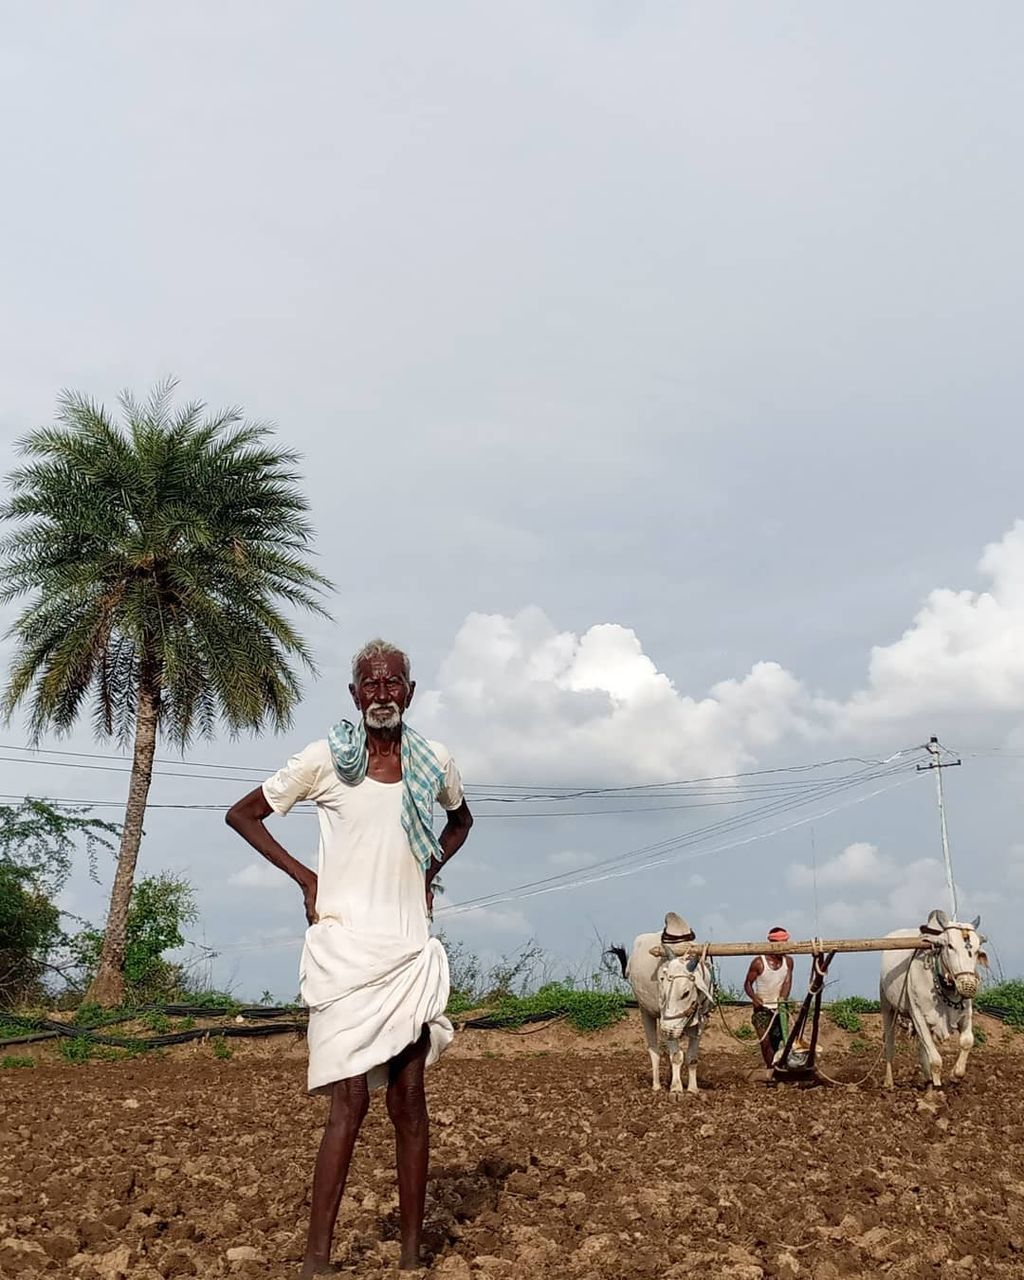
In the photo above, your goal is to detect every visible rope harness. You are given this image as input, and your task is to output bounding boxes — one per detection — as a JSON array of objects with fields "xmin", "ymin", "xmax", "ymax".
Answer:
[{"xmin": 657, "ymin": 942, "xmax": 715, "ymax": 1035}]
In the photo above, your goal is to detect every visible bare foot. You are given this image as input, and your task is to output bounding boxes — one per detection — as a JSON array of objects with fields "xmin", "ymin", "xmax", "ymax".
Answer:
[{"xmin": 299, "ymin": 1256, "xmax": 341, "ymax": 1277}]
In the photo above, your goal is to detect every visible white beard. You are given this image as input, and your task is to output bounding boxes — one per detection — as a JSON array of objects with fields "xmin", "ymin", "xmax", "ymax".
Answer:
[{"xmin": 365, "ymin": 703, "xmax": 402, "ymax": 729}]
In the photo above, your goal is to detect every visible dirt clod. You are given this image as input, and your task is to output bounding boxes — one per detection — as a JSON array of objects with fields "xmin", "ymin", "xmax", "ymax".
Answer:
[{"xmin": 1, "ymin": 1015, "xmax": 1020, "ymax": 1277}]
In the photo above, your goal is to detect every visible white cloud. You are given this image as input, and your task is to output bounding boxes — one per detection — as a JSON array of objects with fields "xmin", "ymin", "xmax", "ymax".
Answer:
[
  {"xmin": 228, "ymin": 862, "xmax": 284, "ymax": 890},
  {"xmin": 418, "ymin": 520, "xmax": 1024, "ymax": 788},
  {"xmin": 786, "ymin": 843, "xmax": 971, "ymax": 936},
  {"xmin": 837, "ymin": 520, "xmax": 1024, "ymax": 728},
  {"xmin": 788, "ymin": 841, "xmax": 892, "ymax": 890},
  {"xmin": 417, "ymin": 605, "xmax": 814, "ymax": 784}
]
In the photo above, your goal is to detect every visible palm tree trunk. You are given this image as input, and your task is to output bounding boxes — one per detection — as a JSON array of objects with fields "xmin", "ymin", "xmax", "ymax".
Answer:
[{"xmin": 84, "ymin": 678, "xmax": 159, "ymax": 1007}]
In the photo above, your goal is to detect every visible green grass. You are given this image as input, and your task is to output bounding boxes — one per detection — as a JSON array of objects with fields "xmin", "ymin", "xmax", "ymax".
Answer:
[
  {"xmin": 977, "ymin": 980, "xmax": 1024, "ymax": 1027},
  {"xmin": 57, "ymin": 1036, "xmax": 94, "ymax": 1064},
  {"xmin": 733, "ymin": 1023, "xmax": 754, "ymax": 1041},
  {"xmin": 1, "ymin": 1055, "xmax": 35, "ymax": 1068},
  {"xmin": 211, "ymin": 1036, "xmax": 232, "ymax": 1061},
  {"xmin": 140, "ymin": 1010, "xmax": 171, "ymax": 1034},
  {"xmin": 445, "ymin": 989, "xmax": 479, "ymax": 1018},
  {"xmin": 973, "ymin": 1027, "xmax": 987, "ymax": 1046},
  {"xmin": 827, "ymin": 996, "xmax": 881, "ymax": 1033},
  {"xmin": 488, "ymin": 981, "xmax": 629, "ymax": 1033}
]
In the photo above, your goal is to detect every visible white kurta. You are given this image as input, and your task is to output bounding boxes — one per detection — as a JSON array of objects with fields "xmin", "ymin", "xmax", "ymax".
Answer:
[{"xmin": 262, "ymin": 737, "xmax": 463, "ymax": 1093}]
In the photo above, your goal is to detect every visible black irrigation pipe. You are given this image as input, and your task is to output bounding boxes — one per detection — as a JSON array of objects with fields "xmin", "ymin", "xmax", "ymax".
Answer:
[
  {"xmin": 3, "ymin": 1001, "xmax": 1017, "ymax": 1052},
  {"xmin": 0, "ymin": 1015, "xmax": 308, "ymax": 1050}
]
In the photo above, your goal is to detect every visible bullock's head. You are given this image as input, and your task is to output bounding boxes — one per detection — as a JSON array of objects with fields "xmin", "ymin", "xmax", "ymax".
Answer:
[
  {"xmin": 920, "ymin": 910, "xmax": 989, "ymax": 999},
  {"xmin": 657, "ymin": 953, "xmax": 713, "ymax": 1033}
]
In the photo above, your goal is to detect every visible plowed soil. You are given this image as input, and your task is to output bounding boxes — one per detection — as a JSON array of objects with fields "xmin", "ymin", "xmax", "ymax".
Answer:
[{"xmin": 3, "ymin": 1012, "xmax": 1024, "ymax": 1280}]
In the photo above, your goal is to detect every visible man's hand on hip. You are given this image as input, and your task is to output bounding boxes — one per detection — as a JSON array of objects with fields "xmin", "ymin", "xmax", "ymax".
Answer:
[{"xmin": 302, "ymin": 874, "xmax": 319, "ymax": 925}]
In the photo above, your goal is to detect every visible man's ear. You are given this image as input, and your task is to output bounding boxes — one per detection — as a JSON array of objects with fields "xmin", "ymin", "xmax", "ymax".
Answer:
[
  {"xmin": 405, "ymin": 679, "xmax": 416, "ymax": 708},
  {"xmin": 349, "ymin": 682, "xmax": 359, "ymax": 707}
]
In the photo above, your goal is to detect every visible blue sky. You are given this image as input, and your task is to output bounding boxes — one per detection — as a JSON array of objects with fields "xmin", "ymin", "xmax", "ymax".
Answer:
[{"xmin": 1, "ymin": 2, "xmax": 1022, "ymax": 998}]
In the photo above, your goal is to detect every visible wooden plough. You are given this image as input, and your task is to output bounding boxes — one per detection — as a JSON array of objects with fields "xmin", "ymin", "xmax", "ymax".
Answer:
[{"xmin": 649, "ymin": 935, "xmax": 929, "ymax": 1084}]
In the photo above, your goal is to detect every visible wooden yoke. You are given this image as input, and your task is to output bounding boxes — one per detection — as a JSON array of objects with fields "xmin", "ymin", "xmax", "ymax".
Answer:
[{"xmin": 648, "ymin": 935, "xmax": 930, "ymax": 959}]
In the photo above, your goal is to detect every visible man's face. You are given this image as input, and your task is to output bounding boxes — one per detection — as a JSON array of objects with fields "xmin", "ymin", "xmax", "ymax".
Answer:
[{"xmin": 350, "ymin": 654, "xmax": 415, "ymax": 731}]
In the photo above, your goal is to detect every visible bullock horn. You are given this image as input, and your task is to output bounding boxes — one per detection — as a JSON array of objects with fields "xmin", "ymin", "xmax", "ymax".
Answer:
[{"xmin": 970, "ymin": 915, "xmax": 981, "ymax": 929}]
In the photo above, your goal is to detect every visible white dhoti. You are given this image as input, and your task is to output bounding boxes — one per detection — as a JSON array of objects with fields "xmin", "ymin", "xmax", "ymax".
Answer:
[
  {"xmin": 261, "ymin": 735, "xmax": 466, "ymax": 1095},
  {"xmin": 301, "ymin": 919, "xmax": 454, "ymax": 1093}
]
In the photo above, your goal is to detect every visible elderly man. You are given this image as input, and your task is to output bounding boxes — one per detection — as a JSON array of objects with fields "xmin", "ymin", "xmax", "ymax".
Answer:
[
  {"xmin": 226, "ymin": 639, "xmax": 473, "ymax": 1276},
  {"xmin": 743, "ymin": 926, "xmax": 794, "ymax": 1070}
]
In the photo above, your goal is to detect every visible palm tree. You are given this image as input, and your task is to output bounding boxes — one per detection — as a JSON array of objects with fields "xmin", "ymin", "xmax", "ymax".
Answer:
[{"xmin": 1, "ymin": 382, "xmax": 332, "ymax": 1005}]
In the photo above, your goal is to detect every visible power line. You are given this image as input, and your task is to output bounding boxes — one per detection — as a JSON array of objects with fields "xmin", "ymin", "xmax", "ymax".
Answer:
[
  {"xmin": 436, "ymin": 771, "xmax": 919, "ymax": 918},
  {"xmin": 0, "ymin": 740, "xmax": 925, "ymax": 796},
  {"xmin": 434, "ymin": 754, "xmax": 925, "ymax": 914},
  {"xmin": 210, "ymin": 769, "xmax": 920, "ymax": 952}
]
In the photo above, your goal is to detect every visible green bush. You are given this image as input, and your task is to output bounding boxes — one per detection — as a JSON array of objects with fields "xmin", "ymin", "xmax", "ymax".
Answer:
[
  {"xmin": 0, "ymin": 799, "xmax": 119, "ymax": 1007},
  {"xmin": 490, "ymin": 981, "xmax": 629, "ymax": 1033},
  {"xmin": 68, "ymin": 873, "xmax": 198, "ymax": 1005},
  {"xmin": 0, "ymin": 864, "xmax": 62, "ymax": 1005},
  {"xmin": 734, "ymin": 1023, "xmax": 754, "ymax": 1041},
  {"xmin": 1, "ymin": 1055, "xmax": 35, "ymax": 1068},
  {"xmin": 446, "ymin": 988, "xmax": 478, "ymax": 1018},
  {"xmin": 211, "ymin": 1037, "xmax": 232, "ymax": 1060},
  {"xmin": 977, "ymin": 980, "xmax": 1024, "ymax": 1027},
  {"xmin": 828, "ymin": 996, "xmax": 880, "ymax": 1033}
]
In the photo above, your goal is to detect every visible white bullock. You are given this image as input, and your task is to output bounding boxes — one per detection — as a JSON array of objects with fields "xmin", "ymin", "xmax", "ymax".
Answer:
[
  {"xmin": 880, "ymin": 909, "xmax": 988, "ymax": 1090},
  {"xmin": 608, "ymin": 913, "xmax": 716, "ymax": 1095}
]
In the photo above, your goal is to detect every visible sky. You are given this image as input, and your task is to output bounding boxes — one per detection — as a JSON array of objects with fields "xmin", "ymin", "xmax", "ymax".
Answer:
[{"xmin": 1, "ymin": 2, "xmax": 1022, "ymax": 1000}]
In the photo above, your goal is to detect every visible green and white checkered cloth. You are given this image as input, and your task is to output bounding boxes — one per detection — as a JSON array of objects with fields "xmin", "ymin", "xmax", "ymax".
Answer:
[{"xmin": 327, "ymin": 719, "xmax": 445, "ymax": 872}]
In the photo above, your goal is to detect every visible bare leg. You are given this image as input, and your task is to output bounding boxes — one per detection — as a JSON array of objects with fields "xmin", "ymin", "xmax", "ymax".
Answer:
[
  {"xmin": 386, "ymin": 1027, "xmax": 431, "ymax": 1270},
  {"xmin": 301, "ymin": 1076, "xmax": 370, "ymax": 1278}
]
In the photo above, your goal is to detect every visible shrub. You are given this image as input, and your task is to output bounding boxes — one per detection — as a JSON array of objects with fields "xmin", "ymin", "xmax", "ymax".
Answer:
[
  {"xmin": 211, "ymin": 1037, "xmax": 232, "ymax": 1060},
  {"xmin": 734, "ymin": 1023, "xmax": 754, "ymax": 1041},
  {"xmin": 828, "ymin": 996, "xmax": 879, "ymax": 1033},
  {"xmin": 977, "ymin": 980, "xmax": 1024, "ymax": 1027},
  {"xmin": 0, "ymin": 799, "xmax": 119, "ymax": 1007},
  {"xmin": 68, "ymin": 872, "xmax": 198, "ymax": 1004},
  {"xmin": 489, "ymin": 981, "xmax": 628, "ymax": 1033}
]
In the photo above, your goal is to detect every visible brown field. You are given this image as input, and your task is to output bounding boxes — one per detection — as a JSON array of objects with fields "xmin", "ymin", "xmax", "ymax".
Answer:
[{"xmin": 2, "ymin": 1011, "xmax": 1024, "ymax": 1279}]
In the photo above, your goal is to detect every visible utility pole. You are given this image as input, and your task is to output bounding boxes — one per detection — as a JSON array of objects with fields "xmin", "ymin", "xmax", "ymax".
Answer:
[{"xmin": 917, "ymin": 736, "xmax": 962, "ymax": 918}]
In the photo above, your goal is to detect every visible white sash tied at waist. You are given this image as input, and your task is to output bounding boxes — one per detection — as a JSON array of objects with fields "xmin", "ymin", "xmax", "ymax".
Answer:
[{"xmin": 300, "ymin": 918, "xmax": 453, "ymax": 1094}]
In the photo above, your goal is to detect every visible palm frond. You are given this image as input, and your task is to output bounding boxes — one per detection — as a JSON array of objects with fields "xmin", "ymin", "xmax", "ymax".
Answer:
[{"xmin": 1, "ymin": 383, "xmax": 334, "ymax": 747}]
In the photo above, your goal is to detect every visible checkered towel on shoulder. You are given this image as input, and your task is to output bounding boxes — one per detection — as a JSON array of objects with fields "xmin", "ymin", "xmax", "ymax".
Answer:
[{"xmin": 327, "ymin": 719, "xmax": 445, "ymax": 871}]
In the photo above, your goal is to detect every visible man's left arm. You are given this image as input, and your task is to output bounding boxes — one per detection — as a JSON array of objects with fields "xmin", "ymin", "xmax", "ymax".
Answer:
[
  {"xmin": 427, "ymin": 748, "xmax": 473, "ymax": 898},
  {"xmin": 430, "ymin": 800, "xmax": 473, "ymax": 888},
  {"xmin": 781, "ymin": 957, "xmax": 794, "ymax": 1002}
]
